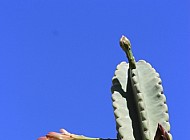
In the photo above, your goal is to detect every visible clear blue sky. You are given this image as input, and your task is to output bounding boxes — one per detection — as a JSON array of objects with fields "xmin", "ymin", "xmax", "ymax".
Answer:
[{"xmin": 0, "ymin": 0, "xmax": 189, "ymax": 139}]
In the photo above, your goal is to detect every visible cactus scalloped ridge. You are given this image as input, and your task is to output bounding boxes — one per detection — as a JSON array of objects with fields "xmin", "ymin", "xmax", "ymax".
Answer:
[{"xmin": 111, "ymin": 60, "xmax": 172, "ymax": 140}]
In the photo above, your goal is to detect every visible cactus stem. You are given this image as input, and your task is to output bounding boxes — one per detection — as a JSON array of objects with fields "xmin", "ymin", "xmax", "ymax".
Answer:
[{"xmin": 119, "ymin": 35, "xmax": 136, "ymax": 69}]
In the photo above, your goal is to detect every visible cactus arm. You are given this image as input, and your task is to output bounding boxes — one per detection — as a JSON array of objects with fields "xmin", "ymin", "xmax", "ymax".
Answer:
[
  {"xmin": 111, "ymin": 61, "xmax": 172, "ymax": 140},
  {"xmin": 111, "ymin": 36, "xmax": 172, "ymax": 140}
]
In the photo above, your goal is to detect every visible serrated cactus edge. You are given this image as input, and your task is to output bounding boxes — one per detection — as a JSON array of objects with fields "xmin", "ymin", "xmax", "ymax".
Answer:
[{"xmin": 111, "ymin": 60, "xmax": 172, "ymax": 140}]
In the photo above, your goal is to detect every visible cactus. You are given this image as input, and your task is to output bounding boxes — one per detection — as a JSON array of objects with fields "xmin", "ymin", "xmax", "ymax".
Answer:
[
  {"xmin": 37, "ymin": 36, "xmax": 172, "ymax": 140},
  {"xmin": 111, "ymin": 36, "xmax": 172, "ymax": 140}
]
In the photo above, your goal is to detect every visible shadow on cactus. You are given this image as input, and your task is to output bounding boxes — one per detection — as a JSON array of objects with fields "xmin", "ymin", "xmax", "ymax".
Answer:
[{"xmin": 37, "ymin": 35, "xmax": 172, "ymax": 140}]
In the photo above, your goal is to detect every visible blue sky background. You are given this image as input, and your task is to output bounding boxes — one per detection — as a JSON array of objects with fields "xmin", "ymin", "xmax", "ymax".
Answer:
[{"xmin": 0, "ymin": 0, "xmax": 189, "ymax": 139}]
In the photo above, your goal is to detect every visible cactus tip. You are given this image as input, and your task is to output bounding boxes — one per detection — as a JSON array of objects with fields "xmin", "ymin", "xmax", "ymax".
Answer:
[
  {"xmin": 119, "ymin": 35, "xmax": 131, "ymax": 52},
  {"xmin": 119, "ymin": 35, "xmax": 136, "ymax": 69}
]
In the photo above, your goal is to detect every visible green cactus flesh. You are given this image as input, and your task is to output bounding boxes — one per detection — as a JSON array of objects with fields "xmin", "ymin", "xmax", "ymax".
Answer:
[{"xmin": 111, "ymin": 60, "xmax": 172, "ymax": 140}]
